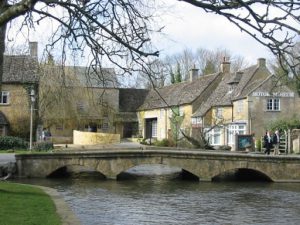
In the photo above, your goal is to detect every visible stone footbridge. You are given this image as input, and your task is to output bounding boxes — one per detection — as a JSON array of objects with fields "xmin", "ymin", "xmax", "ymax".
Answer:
[{"xmin": 15, "ymin": 150, "xmax": 300, "ymax": 182}]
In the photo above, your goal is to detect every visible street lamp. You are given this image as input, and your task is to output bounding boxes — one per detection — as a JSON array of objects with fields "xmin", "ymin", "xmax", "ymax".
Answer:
[{"xmin": 29, "ymin": 89, "xmax": 35, "ymax": 151}]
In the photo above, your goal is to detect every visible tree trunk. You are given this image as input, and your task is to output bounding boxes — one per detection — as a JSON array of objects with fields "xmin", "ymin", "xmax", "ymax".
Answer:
[{"xmin": 0, "ymin": 1, "xmax": 7, "ymax": 93}]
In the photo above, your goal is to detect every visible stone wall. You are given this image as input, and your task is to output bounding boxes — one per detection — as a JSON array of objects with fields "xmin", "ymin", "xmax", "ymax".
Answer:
[{"xmin": 73, "ymin": 130, "xmax": 120, "ymax": 145}]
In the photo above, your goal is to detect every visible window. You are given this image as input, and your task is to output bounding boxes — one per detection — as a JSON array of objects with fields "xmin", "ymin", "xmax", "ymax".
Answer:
[
  {"xmin": 102, "ymin": 122, "xmax": 109, "ymax": 130},
  {"xmin": 266, "ymin": 98, "xmax": 280, "ymax": 111},
  {"xmin": 236, "ymin": 100, "xmax": 244, "ymax": 113},
  {"xmin": 102, "ymin": 117, "xmax": 109, "ymax": 130},
  {"xmin": 227, "ymin": 124, "xmax": 246, "ymax": 144},
  {"xmin": 152, "ymin": 119, "xmax": 157, "ymax": 137},
  {"xmin": 0, "ymin": 91, "xmax": 9, "ymax": 104},
  {"xmin": 191, "ymin": 117, "xmax": 202, "ymax": 127},
  {"xmin": 77, "ymin": 102, "xmax": 85, "ymax": 112},
  {"xmin": 206, "ymin": 127, "xmax": 222, "ymax": 145},
  {"xmin": 55, "ymin": 124, "xmax": 64, "ymax": 130},
  {"xmin": 215, "ymin": 108, "xmax": 223, "ymax": 118}
]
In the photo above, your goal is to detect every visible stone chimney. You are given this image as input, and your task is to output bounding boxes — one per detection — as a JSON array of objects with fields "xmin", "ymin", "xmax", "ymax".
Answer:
[
  {"xmin": 220, "ymin": 57, "xmax": 230, "ymax": 74},
  {"xmin": 29, "ymin": 42, "xmax": 38, "ymax": 58},
  {"xmin": 189, "ymin": 65, "xmax": 199, "ymax": 82},
  {"xmin": 257, "ymin": 58, "xmax": 266, "ymax": 68}
]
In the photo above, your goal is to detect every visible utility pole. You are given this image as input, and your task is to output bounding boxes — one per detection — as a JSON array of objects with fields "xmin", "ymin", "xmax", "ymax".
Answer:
[{"xmin": 29, "ymin": 89, "xmax": 35, "ymax": 151}]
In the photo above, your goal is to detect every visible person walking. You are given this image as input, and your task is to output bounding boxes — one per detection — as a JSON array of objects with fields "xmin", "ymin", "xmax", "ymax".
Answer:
[
  {"xmin": 273, "ymin": 130, "xmax": 280, "ymax": 155},
  {"xmin": 264, "ymin": 130, "xmax": 272, "ymax": 155}
]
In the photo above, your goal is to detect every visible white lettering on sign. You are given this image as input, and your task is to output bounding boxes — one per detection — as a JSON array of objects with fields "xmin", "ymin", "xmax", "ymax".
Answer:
[
  {"xmin": 252, "ymin": 92, "xmax": 294, "ymax": 97},
  {"xmin": 252, "ymin": 92, "xmax": 270, "ymax": 97}
]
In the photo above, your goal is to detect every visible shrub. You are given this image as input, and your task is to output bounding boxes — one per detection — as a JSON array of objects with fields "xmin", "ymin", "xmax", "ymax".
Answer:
[
  {"xmin": 0, "ymin": 136, "xmax": 28, "ymax": 150},
  {"xmin": 268, "ymin": 117, "xmax": 300, "ymax": 131},
  {"xmin": 256, "ymin": 139, "xmax": 262, "ymax": 152},
  {"xmin": 33, "ymin": 142, "xmax": 54, "ymax": 152},
  {"xmin": 154, "ymin": 138, "xmax": 170, "ymax": 147}
]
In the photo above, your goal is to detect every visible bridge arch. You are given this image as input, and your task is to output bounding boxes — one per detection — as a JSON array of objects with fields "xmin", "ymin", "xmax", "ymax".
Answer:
[
  {"xmin": 211, "ymin": 168, "xmax": 273, "ymax": 182},
  {"xmin": 46, "ymin": 164, "xmax": 107, "ymax": 179}
]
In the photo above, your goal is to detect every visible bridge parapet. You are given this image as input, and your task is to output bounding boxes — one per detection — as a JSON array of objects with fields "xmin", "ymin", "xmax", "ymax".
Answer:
[{"xmin": 15, "ymin": 150, "xmax": 300, "ymax": 182}]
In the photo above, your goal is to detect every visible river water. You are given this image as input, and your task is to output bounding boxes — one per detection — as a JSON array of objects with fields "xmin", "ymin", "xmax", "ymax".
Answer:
[{"xmin": 17, "ymin": 165, "xmax": 300, "ymax": 225}]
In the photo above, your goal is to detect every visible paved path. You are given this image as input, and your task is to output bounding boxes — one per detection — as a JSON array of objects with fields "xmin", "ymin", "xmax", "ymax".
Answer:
[{"xmin": 0, "ymin": 153, "xmax": 15, "ymax": 164}]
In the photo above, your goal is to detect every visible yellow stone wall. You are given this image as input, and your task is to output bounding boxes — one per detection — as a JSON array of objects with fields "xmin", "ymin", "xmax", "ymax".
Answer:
[
  {"xmin": 233, "ymin": 99, "xmax": 248, "ymax": 121},
  {"xmin": 0, "ymin": 84, "xmax": 31, "ymax": 136},
  {"xmin": 138, "ymin": 104, "xmax": 193, "ymax": 140},
  {"xmin": 210, "ymin": 106, "xmax": 233, "ymax": 125},
  {"xmin": 73, "ymin": 130, "xmax": 120, "ymax": 145}
]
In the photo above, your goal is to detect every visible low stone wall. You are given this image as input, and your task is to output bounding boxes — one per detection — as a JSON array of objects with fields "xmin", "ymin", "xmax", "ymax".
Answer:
[
  {"xmin": 50, "ymin": 136, "xmax": 73, "ymax": 144},
  {"xmin": 73, "ymin": 130, "xmax": 120, "ymax": 145}
]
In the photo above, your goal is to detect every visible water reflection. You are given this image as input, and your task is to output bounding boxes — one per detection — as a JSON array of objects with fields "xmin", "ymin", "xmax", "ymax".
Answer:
[{"xmin": 15, "ymin": 164, "xmax": 300, "ymax": 225}]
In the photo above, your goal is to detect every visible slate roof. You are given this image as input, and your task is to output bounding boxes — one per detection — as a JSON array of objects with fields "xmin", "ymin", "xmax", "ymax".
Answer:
[
  {"xmin": 0, "ymin": 111, "xmax": 8, "ymax": 125},
  {"xmin": 119, "ymin": 88, "xmax": 149, "ymax": 112},
  {"xmin": 138, "ymin": 73, "xmax": 220, "ymax": 110},
  {"xmin": 40, "ymin": 65, "xmax": 118, "ymax": 88},
  {"xmin": 2, "ymin": 55, "xmax": 39, "ymax": 83},
  {"xmin": 193, "ymin": 64, "xmax": 270, "ymax": 117},
  {"xmin": 63, "ymin": 66, "xmax": 118, "ymax": 88}
]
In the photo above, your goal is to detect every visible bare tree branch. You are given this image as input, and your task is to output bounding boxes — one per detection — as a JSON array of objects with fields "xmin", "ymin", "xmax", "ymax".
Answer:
[{"xmin": 179, "ymin": 0, "xmax": 300, "ymax": 77}]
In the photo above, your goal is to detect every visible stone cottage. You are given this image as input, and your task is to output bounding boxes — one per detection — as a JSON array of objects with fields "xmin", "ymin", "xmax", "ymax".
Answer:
[
  {"xmin": 0, "ymin": 42, "xmax": 39, "ymax": 137},
  {"xmin": 192, "ymin": 58, "xmax": 300, "ymax": 149}
]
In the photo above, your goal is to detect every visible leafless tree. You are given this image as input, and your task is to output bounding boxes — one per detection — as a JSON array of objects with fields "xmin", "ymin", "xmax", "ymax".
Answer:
[
  {"xmin": 180, "ymin": 0, "xmax": 300, "ymax": 77},
  {"xmin": 0, "ymin": 0, "xmax": 160, "ymax": 89},
  {"xmin": 0, "ymin": 1, "xmax": 299, "ymax": 94}
]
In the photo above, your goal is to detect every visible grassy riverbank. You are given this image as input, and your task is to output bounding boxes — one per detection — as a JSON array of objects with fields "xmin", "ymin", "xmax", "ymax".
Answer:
[{"xmin": 0, "ymin": 182, "xmax": 61, "ymax": 225}]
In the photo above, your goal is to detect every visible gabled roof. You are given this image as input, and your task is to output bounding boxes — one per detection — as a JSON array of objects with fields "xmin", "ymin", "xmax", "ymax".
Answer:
[
  {"xmin": 3, "ymin": 55, "xmax": 39, "ymax": 83},
  {"xmin": 138, "ymin": 73, "xmax": 220, "ymax": 110},
  {"xmin": 193, "ymin": 63, "xmax": 270, "ymax": 117},
  {"xmin": 248, "ymin": 74, "xmax": 296, "ymax": 96}
]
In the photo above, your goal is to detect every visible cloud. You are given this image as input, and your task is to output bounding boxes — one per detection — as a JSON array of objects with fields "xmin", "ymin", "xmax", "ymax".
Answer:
[{"xmin": 154, "ymin": 0, "xmax": 272, "ymax": 63}]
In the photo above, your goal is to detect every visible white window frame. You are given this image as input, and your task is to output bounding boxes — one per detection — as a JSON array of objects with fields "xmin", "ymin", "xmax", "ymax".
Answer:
[
  {"xmin": 0, "ymin": 91, "xmax": 9, "ymax": 105},
  {"xmin": 227, "ymin": 124, "xmax": 246, "ymax": 145},
  {"xmin": 205, "ymin": 127, "xmax": 222, "ymax": 146},
  {"xmin": 215, "ymin": 107, "xmax": 223, "ymax": 119},
  {"xmin": 236, "ymin": 100, "xmax": 244, "ymax": 113},
  {"xmin": 266, "ymin": 98, "xmax": 280, "ymax": 111},
  {"xmin": 151, "ymin": 119, "xmax": 157, "ymax": 137},
  {"xmin": 191, "ymin": 117, "xmax": 202, "ymax": 127}
]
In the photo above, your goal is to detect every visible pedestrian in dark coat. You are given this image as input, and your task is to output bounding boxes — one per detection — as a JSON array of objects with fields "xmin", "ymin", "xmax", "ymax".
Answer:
[{"xmin": 264, "ymin": 131, "xmax": 272, "ymax": 155}]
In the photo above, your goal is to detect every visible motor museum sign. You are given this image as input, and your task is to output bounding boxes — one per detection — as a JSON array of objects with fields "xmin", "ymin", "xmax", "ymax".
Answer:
[{"xmin": 252, "ymin": 92, "xmax": 294, "ymax": 97}]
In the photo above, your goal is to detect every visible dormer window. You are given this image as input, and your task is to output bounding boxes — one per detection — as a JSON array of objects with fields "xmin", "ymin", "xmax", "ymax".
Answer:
[{"xmin": 228, "ymin": 84, "xmax": 234, "ymax": 94}]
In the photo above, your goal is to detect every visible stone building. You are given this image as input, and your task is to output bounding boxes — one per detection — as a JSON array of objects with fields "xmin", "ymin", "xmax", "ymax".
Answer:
[
  {"xmin": 192, "ymin": 58, "xmax": 300, "ymax": 149},
  {"xmin": 2, "ymin": 41, "xmax": 299, "ymax": 148},
  {"xmin": 0, "ymin": 42, "xmax": 39, "ymax": 137},
  {"xmin": 39, "ymin": 63, "xmax": 120, "ymax": 142},
  {"xmin": 136, "ymin": 65, "xmax": 226, "ymax": 141}
]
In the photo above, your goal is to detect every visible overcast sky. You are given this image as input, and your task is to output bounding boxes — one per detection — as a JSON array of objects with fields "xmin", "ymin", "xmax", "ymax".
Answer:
[
  {"xmin": 154, "ymin": 0, "xmax": 273, "ymax": 64},
  {"xmin": 7, "ymin": 0, "xmax": 273, "ymax": 66}
]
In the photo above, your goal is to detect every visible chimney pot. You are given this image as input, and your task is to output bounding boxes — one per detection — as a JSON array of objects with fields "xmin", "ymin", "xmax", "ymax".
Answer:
[
  {"xmin": 189, "ymin": 67, "xmax": 199, "ymax": 82},
  {"xmin": 220, "ymin": 58, "xmax": 230, "ymax": 74},
  {"xmin": 29, "ymin": 42, "xmax": 38, "ymax": 58},
  {"xmin": 257, "ymin": 58, "xmax": 266, "ymax": 67}
]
